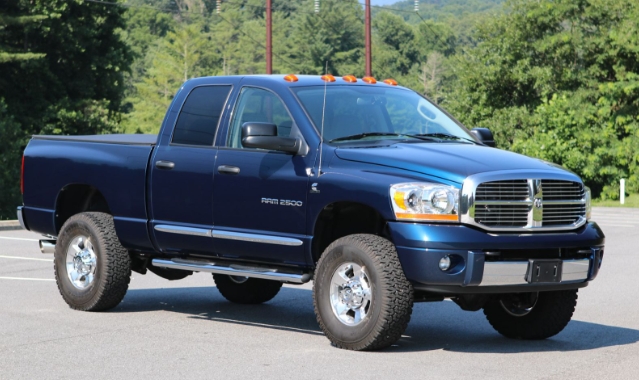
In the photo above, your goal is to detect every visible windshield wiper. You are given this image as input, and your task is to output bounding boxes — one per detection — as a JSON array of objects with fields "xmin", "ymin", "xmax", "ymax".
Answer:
[
  {"xmin": 329, "ymin": 132, "xmax": 408, "ymax": 143},
  {"xmin": 409, "ymin": 133, "xmax": 477, "ymax": 144}
]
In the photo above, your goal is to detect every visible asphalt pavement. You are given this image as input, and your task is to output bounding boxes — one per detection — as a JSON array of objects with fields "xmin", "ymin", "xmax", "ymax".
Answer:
[{"xmin": 0, "ymin": 207, "xmax": 638, "ymax": 380}]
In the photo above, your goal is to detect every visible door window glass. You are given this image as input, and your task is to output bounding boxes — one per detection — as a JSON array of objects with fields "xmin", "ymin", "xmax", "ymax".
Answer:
[
  {"xmin": 227, "ymin": 87, "xmax": 293, "ymax": 148},
  {"xmin": 172, "ymin": 85, "xmax": 232, "ymax": 146}
]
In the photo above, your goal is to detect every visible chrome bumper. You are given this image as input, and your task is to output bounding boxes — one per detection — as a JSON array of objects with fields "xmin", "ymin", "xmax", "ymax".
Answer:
[
  {"xmin": 480, "ymin": 259, "xmax": 590, "ymax": 286},
  {"xmin": 16, "ymin": 206, "xmax": 28, "ymax": 230}
]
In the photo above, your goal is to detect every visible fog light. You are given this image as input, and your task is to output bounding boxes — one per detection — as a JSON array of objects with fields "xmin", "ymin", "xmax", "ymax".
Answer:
[{"xmin": 439, "ymin": 256, "xmax": 451, "ymax": 271}]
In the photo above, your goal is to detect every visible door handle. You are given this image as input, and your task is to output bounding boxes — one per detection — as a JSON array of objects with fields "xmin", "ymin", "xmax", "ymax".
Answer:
[
  {"xmin": 155, "ymin": 160, "xmax": 175, "ymax": 170},
  {"xmin": 217, "ymin": 165, "xmax": 240, "ymax": 175}
]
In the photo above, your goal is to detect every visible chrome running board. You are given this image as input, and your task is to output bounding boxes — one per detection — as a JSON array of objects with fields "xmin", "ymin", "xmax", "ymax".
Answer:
[{"xmin": 151, "ymin": 258, "xmax": 312, "ymax": 284}]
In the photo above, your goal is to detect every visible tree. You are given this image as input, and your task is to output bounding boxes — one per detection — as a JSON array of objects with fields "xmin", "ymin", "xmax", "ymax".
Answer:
[
  {"xmin": 0, "ymin": 0, "xmax": 132, "ymax": 219},
  {"xmin": 419, "ymin": 51, "xmax": 447, "ymax": 103},
  {"xmin": 0, "ymin": 99, "xmax": 24, "ymax": 220},
  {"xmin": 446, "ymin": 0, "xmax": 639, "ymax": 198},
  {"xmin": 0, "ymin": 3, "xmax": 47, "ymax": 63},
  {"xmin": 124, "ymin": 23, "xmax": 211, "ymax": 133},
  {"xmin": 290, "ymin": 0, "xmax": 364, "ymax": 75}
]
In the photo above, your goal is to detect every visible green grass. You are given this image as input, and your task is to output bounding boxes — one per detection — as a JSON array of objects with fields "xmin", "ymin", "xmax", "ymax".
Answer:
[{"xmin": 593, "ymin": 193, "xmax": 639, "ymax": 208}]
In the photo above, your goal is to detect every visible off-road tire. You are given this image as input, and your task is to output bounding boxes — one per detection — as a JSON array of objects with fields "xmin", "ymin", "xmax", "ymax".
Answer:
[
  {"xmin": 54, "ymin": 212, "xmax": 131, "ymax": 311},
  {"xmin": 483, "ymin": 289, "xmax": 578, "ymax": 340},
  {"xmin": 313, "ymin": 234, "xmax": 413, "ymax": 351},
  {"xmin": 213, "ymin": 274, "xmax": 282, "ymax": 304}
]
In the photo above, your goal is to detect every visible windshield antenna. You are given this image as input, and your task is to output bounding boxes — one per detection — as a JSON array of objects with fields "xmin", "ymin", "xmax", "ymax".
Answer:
[{"xmin": 317, "ymin": 61, "xmax": 328, "ymax": 177}]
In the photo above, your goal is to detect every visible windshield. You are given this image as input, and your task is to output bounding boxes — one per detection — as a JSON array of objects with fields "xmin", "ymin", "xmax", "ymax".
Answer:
[{"xmin": 292, "ymin": 85, "xmax": 476, "ymax": 144}]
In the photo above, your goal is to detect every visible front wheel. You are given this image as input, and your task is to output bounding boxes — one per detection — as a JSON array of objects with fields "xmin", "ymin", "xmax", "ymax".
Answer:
[
  {"xmin": 483, "ymin": 289, "xmax": 578, "ymax": 339},
  {"xmin": 313, "ymin": 234, "xmax": 413, "ymax": 351}
]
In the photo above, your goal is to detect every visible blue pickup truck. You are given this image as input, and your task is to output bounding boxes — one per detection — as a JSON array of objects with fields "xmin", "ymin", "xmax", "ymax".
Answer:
[{"xmin": 18, "ymin": 74, "xmax": 604, "ymax": 350}]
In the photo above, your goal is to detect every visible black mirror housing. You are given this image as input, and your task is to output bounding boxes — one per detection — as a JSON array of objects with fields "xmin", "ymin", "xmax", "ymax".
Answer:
[
  {"xmin": 241, "ymin": 122, "xmax": 300, "ymax": 154},
  {"xmin": 241, "ymin": 122, "xmax": 277, "ymax": 138},
  {"xmin": 470, "ymin": 128, "xmax": 496, "ymax": 147}
]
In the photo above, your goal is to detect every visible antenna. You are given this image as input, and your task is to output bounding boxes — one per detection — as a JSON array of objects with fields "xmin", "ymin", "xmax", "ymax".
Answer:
[{"xmin": 317, "ymin": 61, "xmax": 328, "ymax": 177}]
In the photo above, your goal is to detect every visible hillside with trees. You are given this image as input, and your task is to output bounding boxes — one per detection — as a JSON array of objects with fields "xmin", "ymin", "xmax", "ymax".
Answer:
[{"xmin": 1, "ymin": 0, "xmax": 637, "ymax": 219}]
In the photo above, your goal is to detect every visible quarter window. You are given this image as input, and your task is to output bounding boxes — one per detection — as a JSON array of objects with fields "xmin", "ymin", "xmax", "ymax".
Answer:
[{"xmin": 172, "ymin": 85, "xmax": 232, "ymax": 146}]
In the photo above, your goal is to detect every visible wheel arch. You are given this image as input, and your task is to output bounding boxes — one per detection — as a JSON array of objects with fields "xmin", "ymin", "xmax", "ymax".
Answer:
[
  {"xmin": 311, "ymin": 201, "xmax": 389, "ymax": 265},
  {"xmin": 54, "ymin": 184, "xmax": 111, "ymax": 233}
]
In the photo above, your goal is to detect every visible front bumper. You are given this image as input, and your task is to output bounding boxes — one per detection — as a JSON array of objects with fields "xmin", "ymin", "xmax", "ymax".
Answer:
[{"xmin": 388, "ymin": 221, "xmax": 605, "ymax": 294}]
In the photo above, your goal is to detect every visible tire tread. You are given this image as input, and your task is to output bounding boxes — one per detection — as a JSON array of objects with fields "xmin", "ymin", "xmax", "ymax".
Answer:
[
  {"xmin": 313, "ymin": 234, "xmax": 413, "ymax": 351},
  {"xmin": 483, "ymin": 289, "xmax": 578, "ymax": 340},
  {"xmin": 54, "ymin": 212, "xmax": 131, "ymax": 311}
]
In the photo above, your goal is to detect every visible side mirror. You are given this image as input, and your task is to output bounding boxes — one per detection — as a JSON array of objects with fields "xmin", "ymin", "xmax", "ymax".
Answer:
[
  {"xmin": 470, "ymin": 128, "xmax": 496, "ymax": 147},
  {"xmin": 241, "ymin": 122, "xmax": 300, "ymax": 154}
]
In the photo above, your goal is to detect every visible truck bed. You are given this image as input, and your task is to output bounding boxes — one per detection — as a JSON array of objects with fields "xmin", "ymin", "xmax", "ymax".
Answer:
[{"xmin": 22, "ymin": 134, "xmax": 156, "ymax": 250}]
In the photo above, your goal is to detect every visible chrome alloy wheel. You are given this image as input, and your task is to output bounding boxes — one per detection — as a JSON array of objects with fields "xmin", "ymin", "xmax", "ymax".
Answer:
[
  {"xmin": 228, "ymin": 276, "xmax": 249, "ymax": 284},
  {"xmin": 329, "ymin": 262, "xmax": 372, "ymax": 326},
  {"xmin": 499, "ymin": 292, "xmax": 539, "ymax": 317},
  {"xmin": 65, "ymin": 235, "xmax": 98, "ymax": 290}
]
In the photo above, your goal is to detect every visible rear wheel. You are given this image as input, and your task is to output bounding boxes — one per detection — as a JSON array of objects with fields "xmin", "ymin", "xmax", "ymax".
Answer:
[
  {"xmin": 213, "ymin": 274, "xmax": 282, "ymax": 304},
  {"xmin": 54, "ymin": 212, "xmax": 131, "ymax": 311},
  {"xmin": 313, "ymin": 234, "xmax": 413, "ymax": 351},
  {"xmin": 483, "ymin": 289, "xmax": 578, "ymax": 339}
]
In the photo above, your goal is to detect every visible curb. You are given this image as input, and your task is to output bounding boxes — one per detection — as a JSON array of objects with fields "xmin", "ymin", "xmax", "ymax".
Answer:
[{"xmin": 0, "ymin": 220, "xmax": 23, "ymax": 231}]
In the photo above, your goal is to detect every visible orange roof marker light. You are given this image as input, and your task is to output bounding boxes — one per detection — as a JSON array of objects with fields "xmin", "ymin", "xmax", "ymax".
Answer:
[
  {"xmin": 283, "ymin": 74, "xmax": 298, "ymax": 82},
  {"xmin": 383, "ymin": 78, "xmax": 398, "ymax": 86},
  {"xmin": 362, "ymin": 76, "xmax": 377, "ymax": 84},
  {"xmin": 342, "ymin": 75, "xmax": 357, "ymax": 83},
  {"xmin": 321, "ymin": 74, "xmax": 336, "ymax": 82}
]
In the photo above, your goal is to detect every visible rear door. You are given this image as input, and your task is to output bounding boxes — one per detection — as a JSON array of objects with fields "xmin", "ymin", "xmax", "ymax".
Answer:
[
  {"xmin": 212, "ymin": 84, "xmax": 312, "ymax": 266},
  {"xmin": 149, "ymin": 83, "xmax": 233, "ymax": 255}
]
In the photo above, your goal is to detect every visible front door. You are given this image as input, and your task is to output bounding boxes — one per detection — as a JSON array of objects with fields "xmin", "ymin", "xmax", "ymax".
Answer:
[{"xmin": 213, "ymin": 86, "xmax": 311, "ymax": 266}]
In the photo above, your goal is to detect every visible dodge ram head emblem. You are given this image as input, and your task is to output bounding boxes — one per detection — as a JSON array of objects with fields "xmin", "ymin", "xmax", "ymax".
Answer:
[{"xmin": 534, "ymin": 198, "xmax": 543, "ymax": 208}]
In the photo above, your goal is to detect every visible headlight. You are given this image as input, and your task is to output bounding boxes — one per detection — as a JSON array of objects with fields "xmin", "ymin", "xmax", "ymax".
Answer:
[
  {"xmin": 585, "ymin": 186, "xmax": 592, "ymax": 220},
  {"xmin": 390, "ymin": 183, "xmax": 460, "ymax": 222}
]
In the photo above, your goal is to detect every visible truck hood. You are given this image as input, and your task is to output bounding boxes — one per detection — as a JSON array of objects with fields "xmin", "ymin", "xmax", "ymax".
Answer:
[{"xmin": 334, "ymin": 143, "xmax": 573, "ymax": 184}]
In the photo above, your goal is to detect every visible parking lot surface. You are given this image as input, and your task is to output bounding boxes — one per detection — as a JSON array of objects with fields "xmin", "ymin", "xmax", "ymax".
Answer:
[{"xmin": 1, "ymin": 207, "xmax": 638, "ymax": 380}]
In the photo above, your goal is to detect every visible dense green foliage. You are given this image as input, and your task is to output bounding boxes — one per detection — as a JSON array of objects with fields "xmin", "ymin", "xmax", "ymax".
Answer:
[
  {"xmin": 446, "ymin": 0, "xmax": 639, "ymax": 198},
  {"xmin": 1, "ymin": 0, "xmax": 637, "ymax": 218},
  {"xmin": 0, "ymin": 0, "xmax": 131, "ymax": 218}
]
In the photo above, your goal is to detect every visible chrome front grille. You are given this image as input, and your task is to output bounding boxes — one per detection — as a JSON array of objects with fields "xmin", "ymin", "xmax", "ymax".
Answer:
[
  {"xmin": 476, "ymin": 180, "xmax": 529, "ymax": 201},
  {"xmin": 541, "ymin": 180, "xmax": 585, "ymax": 200},
  {"xmin": 463, "ymin": 175, "xmax": 587, "ymax": 231}
]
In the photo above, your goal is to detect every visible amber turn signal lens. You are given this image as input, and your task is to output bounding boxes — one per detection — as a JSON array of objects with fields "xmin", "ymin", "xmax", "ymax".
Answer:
[
  {"xmin": 383, "ymin": 78, "xmax": 398, "ymax": 86},
  {"xmin": 283, "ymin": 74, "xmax": 298, "ymax": 82},
  {"xmin": 362, "ymin": 76, "xmax": 377, "ymax": 84},
  {"xmin": 321, "ymin": 74, "xmax": 336, "ymax": 82},
  {"xmin": 342, "ymin": 75, "xmax": 357, "ymax": 83}
]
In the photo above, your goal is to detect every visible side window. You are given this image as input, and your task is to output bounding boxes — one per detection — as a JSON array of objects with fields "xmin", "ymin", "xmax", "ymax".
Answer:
[
  {"xmin": 227, "ymin": 87, "xmax": 293, "ymax": 148},
  {"xmin": 172, "ymin": 85, "xmax": 232, "ymax": 146}
]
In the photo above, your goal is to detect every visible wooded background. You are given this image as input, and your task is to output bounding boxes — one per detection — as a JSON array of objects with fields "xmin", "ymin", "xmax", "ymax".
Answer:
[{"xmin": 1, "ymin": 0, "xmax": 638, "ymax": 219}]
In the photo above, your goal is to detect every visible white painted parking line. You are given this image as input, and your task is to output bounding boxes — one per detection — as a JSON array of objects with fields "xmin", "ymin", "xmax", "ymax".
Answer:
[
  {"xmin": 0, "ymin": 236, "xmax": 40, "ymax": 242},
  {"xmin": 0, "ymin": 255, "xmax": 51, "ymax": 262},
  {"xmin": 0, "ymin": 276, "xmax": 54, "ymax": 282}
]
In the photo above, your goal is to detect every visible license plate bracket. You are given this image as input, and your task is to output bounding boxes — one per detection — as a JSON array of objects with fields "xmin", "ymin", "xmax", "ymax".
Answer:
[{"xmin": 526, "ymin": 260, "xmax": 562, "ymax": 283}]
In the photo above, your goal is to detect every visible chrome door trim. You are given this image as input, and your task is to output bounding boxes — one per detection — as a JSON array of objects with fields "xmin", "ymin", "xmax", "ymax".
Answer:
[
  {"xmin": 154, "ymin": 225, "xmax": 212, "ymax": 238},
  {"xmin": 211, "ymin": 229, "xmax": 303, "ymax": 246}
]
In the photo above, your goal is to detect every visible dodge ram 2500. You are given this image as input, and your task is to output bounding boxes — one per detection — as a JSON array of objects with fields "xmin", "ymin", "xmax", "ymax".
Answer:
[{"xmin": 18, "ymin": 74, "xmax": 605, "ymax": 350}]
